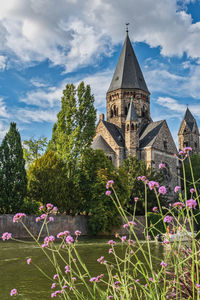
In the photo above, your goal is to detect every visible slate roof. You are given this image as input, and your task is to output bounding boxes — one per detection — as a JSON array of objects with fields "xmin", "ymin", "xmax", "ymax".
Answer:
[
  {"xmin": 102, "ymin": 120, "xmax": 125, "ymax": 147},
  {"xmin": 139, "ymin": 121, "xmax": 164, "ymax": 148},
  {"xmin": 91, "ymin": 135, "xmax": 115, "ymax": 153},
  {"xmin": 126, "ymin": 99, "xmax": 138, "ymax": 122},
  {"xmin": 107, "ymin": 34, "xmax": 149, "ymax": 94},
  {"xmin": 179, "ymin": 108, "xmax": 196, "ymax": 132}
]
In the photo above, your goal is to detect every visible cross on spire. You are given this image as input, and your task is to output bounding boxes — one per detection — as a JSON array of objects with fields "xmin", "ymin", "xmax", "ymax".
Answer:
[{"xmin": 126, "ymin": 23, "xmax": 130, "ymax": 34}]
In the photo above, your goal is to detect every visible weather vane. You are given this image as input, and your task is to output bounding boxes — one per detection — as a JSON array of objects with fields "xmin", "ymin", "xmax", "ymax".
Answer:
[{"xmin": 126, "ymin": 23, "xmax": 130, "ymax": 33}]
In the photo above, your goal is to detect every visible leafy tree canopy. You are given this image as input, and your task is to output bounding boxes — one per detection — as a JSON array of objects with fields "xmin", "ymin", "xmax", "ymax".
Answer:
[{"xmin": 23, "ymin": 137, "xmax": 47, "ymax": 165}]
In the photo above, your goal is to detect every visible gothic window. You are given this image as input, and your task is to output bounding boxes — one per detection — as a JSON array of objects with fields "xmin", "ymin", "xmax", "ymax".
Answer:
[
  {"xmin": 116, "ymin": 107, "xmax": 118, "ymax": 116},
  {"xmin": 125, "ymin": 107, "xmax": 128, "ymax": 115},
  {"xmin": 195, "ymin": 142, "xmax": 197, "ymax": 148},
  {"xmin": 109, "ymin": 95, "xmax": 112, "ymax": 101},
  {"xmin": 127, "ymin": 124, "xmax": 129, "ymax": 131},
  {"xmin": 184, "ymin": 141, "xmax": 188, "ymax": 147},
  {"xmin": 128, "ymin": 103, "xmax": 130, "ymax": 110},
  {"xmin": 142, "ymin": 106, "xmax": 146, "ymax": 117},
  {"xmin": 107, "ymin": 156, "xmax": 112, "ymax": 162},
  {"xmin": 113, "ymin": 105, "xmax": 117, "ymax": 116},
  {"xmin": 110, "ymin": 109, "xmax": 113, "ymax": 118},
  {"xmin": 163, "ymin": 141, "xmax": 168, "ymax": 150},
  {"xmin": 131, "ymin": 123, "xmax": 134, "ymax": 130},
  {"xmin": 162, "ymin": 162, "xmax": 172, "ymax": 182}
]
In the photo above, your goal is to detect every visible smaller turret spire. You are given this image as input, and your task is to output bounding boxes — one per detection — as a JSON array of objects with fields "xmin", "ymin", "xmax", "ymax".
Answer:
[
  {"xmin": 126, "ymin": 23, "xmax": 130, "ymax": 34},
  {"xmin": 126, "ymin": 98, "xmax": 138, "ymax": 122}
]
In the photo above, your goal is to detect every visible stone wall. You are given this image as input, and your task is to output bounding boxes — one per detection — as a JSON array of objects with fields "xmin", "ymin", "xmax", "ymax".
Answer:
[{"xmin": 0, "ymin": 215, "xmax": 146, "ymax": 239}]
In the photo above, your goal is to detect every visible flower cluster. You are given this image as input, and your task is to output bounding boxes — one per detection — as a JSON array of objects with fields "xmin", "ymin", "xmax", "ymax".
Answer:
[
  {"xmin": 13, "ymin": 213, "xmax": 26, "ymax": 223},
  {"xmin": 148, "ymin": 181, "xmax": 159, "ymax": 190},
  {"xmin": 1, "ymin": 232, "xmax": 12, "ymax": 241},
  {"xmin": 159, "ymin": 163, "xmax": 165, "ymax": 169},
  {"xmin": 10, "ymin": 289, "xmax": 18, "ymax": 296},
  {"xmin": 164, "ymin": 216, "xmax": 173, "ymax": 223},
  {"xmin": 89, "ymin": 274, "xmax": 104, "ymax": 283},
  {"xmin": 174, "ymin": 186, "xmax": 181, "ymax": 193},
  {"xmin": 186, "ymin": 199, "xmax": 197, "ymax": 209},
  {"xmin": 42, "ymin": 235, "xmax": 55, "ymax": 248},
  {"xmin": 173, "ymin": 202, "xmax": 185, "ymax": 210}
]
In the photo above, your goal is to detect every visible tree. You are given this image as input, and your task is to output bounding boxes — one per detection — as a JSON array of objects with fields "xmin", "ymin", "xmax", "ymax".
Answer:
[
  {"xmin": 23, "ymin": 137, "xmax": 47, "ymax": 165},
  {"xmin": 27, "ymin": 151, "xmax": 81, "ymax": 214},
  {"xmin": 120, "ymin": 156, "xmax": 164, "ymax": 215},
  {"xmin": 182, "ymin": 153, "xmax": 200, "ymax": 196},
  {"xmin": 0, "ymin": 123, "xmax": 27, "ymax": 213},
  {"xmin": 48, "ymin": 82, "xmax": 96, "ymax": 176}
]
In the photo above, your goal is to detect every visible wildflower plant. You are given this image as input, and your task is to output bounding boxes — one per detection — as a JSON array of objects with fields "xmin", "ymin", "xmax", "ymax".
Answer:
[{"xmin": 2, "ymin": 146, "xmax": 200, "ymax": 299}]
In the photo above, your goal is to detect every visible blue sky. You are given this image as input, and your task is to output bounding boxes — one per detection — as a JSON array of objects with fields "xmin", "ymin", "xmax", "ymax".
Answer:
[{"xmin": 1, "ymin": 0, "xmax": 200, "ymax": 147}]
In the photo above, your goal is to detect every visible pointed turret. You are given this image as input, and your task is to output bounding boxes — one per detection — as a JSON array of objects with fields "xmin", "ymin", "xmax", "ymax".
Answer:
[
  {"xmin": 108, "ymin": 34, "xmax": 149, "ymax": 93},
  {"xmin": 178, "ymin": 107, "xmax": 199, "ymax": 153},
  {"xmin": 125, "ymin": 99, "xmax": 139, "ymax": 158}
]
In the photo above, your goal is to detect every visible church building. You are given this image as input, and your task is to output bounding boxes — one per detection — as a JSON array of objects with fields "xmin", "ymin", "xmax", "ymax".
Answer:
[{"xmin": 92, "ymin": 31, "xmax": 199, "ymax": 192}]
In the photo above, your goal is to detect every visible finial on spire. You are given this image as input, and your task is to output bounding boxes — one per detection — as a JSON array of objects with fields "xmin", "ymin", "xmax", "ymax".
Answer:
[{"xmin": 126, "ymin": 23, "xmax": 130, "ymax": 34}]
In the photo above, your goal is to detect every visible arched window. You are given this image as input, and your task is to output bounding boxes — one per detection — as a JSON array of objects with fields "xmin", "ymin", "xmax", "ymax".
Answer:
[
  {"xmin": 131, "ymin": 123, "xmax": 134, "ymax": 130},
  {"xmin": 110, "ymin": 109, "xmax": 113, "ymax": 118},
  {"xmin": 125, "ymin": 107, "xmax": 128, "ymax": 115},
  {"xmin": 127, "ymin": 124, "xmax": 129, "ymax": 131}
]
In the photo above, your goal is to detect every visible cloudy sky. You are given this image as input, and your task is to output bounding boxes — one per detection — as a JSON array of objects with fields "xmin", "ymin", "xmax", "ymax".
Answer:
[{"xmin": 1, "ymin": 0, "xmax": 200, "ymax": 146}]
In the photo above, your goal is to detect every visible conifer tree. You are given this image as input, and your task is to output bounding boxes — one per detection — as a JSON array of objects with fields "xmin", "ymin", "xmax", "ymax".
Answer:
[{"xmin": 0, "ymin": 123, "xmax": 27, "ymax": 213}]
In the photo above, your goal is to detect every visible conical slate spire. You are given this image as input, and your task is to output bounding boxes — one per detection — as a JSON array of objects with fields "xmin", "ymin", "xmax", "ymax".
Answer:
[
  {"xmin": 108, "ymin": 34, "xmax": 149, "ymax": 93},
  {"xmin": 126, "ymin": 99, "xmax": 138, "ymax": 122},
  {"xmin": 180, "ymin": 107, "xmax": 196, "ymax": 131}
]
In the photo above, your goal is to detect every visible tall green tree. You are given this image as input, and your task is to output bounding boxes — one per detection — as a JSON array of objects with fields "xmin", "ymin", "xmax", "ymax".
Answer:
[
  {"xmin": 0, "ymin": 123, "xmax": 27, "ymax": 213},
  {"xmin": 48, "ymin": 82, "xmax": 96, "ymax": 175},
  {"xmin": 23, "ymin": 137, "xmax": 47, "ymax": 165}
]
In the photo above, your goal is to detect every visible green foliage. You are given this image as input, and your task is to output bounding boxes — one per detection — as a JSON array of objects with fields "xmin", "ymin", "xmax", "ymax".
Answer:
[
  {"xmin": 48, "ymin": 82, "xmax": 96, "ymax": 176},
  {"xmin": 0, "ymin": 123, "xmax": 27, "ymax": 213},
  {"xmin": 27, "ymin": 151, "xmax": 77, "ymax": 214},
  {"xmin": 182, "ymin": 153, "xmax": 200, "ymax": 196},
  {"xmin": 21, "ymin": 197, "xmax": 40, "ymax": 215},
  {"xmin": 147, "ymin": 212, "xmax": 166, "ymax": 239},
  {"xmin": 120, "ymin": 156, "xmax": 164, "ymax": 215},
  {"xmin": 23, "ymin": 137, "xmax": 47, "ymax": 165}
]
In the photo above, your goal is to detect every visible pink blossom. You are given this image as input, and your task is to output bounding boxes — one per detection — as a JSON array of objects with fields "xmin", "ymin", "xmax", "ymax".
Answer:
[
  {"xmin": 40, "ymin": 214, "xmax": 47, "ymax": 220},
  {"xmin": 62, "ymin": 285, "xmax": 67, "ymax": 289},
  {"xmin": 74, "ymin": 230, "xmax": 81, "ymax": 236},
  {"xmin": 190, "ymin": 188, "xmax": 195, "ymax": 194},
  {"xmin": 1, "ymin": 232, "xmax": 12, "ymax": 241},
  {"xmin": 46, "ymin": 203, "xmax": 53, "ymax": 210},
  {"xmin": 89, "ymin": 277, "xmax": 97, "ymax": 282},
  {"xmin": 136, "ymin": 279, "xmax": 140, "ymax": 282},
  {"xmin": 162, "ymin": 239, "xmax": 170, "ymax": 245},
  {"xmin": 39, "ymin": 205, "xmax": 44, "ymax": 211},
  {"xmin": 51, "ymin": 283, "xmax": 56, "ymax": 289},
  {"xmin": 129, "ymin": 221, "xmax": 136, "ymax": 226},
  {"xmin": 51, "ymin": 290, "xmax": 61, "ymax": 298},
  {"xmin": 66, "ymin": 235, "xmax": 74, "ymax": 245},
  {"xmin": 10, "ymin": 289, "xmax": 18, "ymax": 296},
  {"xmin": 72, "ymin": 277, "xmax": 77, "ymax": 281},
  {"xmin": 159, "ymin": 163, "xmax": 165, "ymax": 169},
  {"xmin": 13, "ymin": 213, "xmax": 26, "ymax": 223},
  {"xmin": 49, "ymin": 235, "xmax": 55, "ymax": 242},
  {"xmin": 27, "ymin": 258, "xmax": 31, "ymax": 265},
  {"xmin": 107, "ymin": 296, "xmax": 114, "ymax": 299},
  {"xmin": 57, "ymin": 232, "xmax": 65, "ymax": 238},
  {"xmin": 97, "ymin": 256, "xmax": 104, "ymax": 263},
  {"xmin": 121, "ymin": 236, "xmax": 127, "ymax": 242},
  {"xmin": 35, "ymin": 217, "xmax": 40, "ymax": 222},
  {"xmin": 196, "ymin": 284, "xmax": 200, "ymax": 288},
  {"xmin": 186, "ymin": 199, "xmax": 197, "ymax": 209},
  {"xmin": 148, "ymin": 181, "xmax": 159, "ymax": 190},
  {"xmin": 49, "ymin": 217, "xmax": 54, "ymax": 222},
  {"xmin": 173, "ymin": 202, "xmax": 185, "ymax": 210},
  {"xmin": 108, "ymin": 240, "xmax": 116, "ymax": 246},
  {"xmin": 160, "ymin": 261, "xmax": 167, "ymax": 268},
  {"xmin": 134, "ymin": 197, "xmax": 139, "ymax": 202},
  {"xmin": 141, "ymin": 176, "xmax": 146, "ymax": 181},
  {"xmin": 105, "ymin": 190, "xmax": 111, "ymax": 196},
  {"xmin": 65, "ymin": 265, "xmax": 70, "ymax": 273},
  {"xmin": 108, "ymin": 248, "xmax": 113, "ymax": 254},
  {"xmin": 106, "ymin": 180, "xmax": 114, "ymax": 189},
  {"xmin": 123, "ymin": 223, "xmax": 129, "ymax": 229},
  {"xmin": 137, "ymin": 176, "xmax": 141, "ymax": 181},
  {"xmin": 53, "ymin": 274, "xmax": 58, "ymax": 280},
  {"xmin": 53, "ymin": 206, "xmax": 58, "ymax": 213},
  {"xmin": 178, "ymin": 150, "xmax": 184, "ymax": 155},
  {"xmin": 164, "ymin": 215, "xmax": 173, "ymax": 223},
  {"xmin": 128, "ymin": 239, "xmax": 135, "ymax": 246},
  {"xmin": 174, "ymin": 186, "xmax": 181, "ymax": 193},
  {"xmin": 64, "ymin": 230, "xmax": 70, "ymax": 236},
  {"xmin": 152, "ymin": 207, "xmax": 158, "ymax": 212},
  {"xmin": 159, "ymin": 186, "xmax": 167, "ymax": 195},
  {"xmin": 184, "ymin": 147, "xmax": 192, "ymax": 152}
]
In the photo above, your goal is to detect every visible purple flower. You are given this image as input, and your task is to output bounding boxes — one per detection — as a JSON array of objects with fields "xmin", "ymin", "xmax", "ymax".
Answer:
[
  {"xmin": 129, "ymin": 221, "xmax": 136, "ymax": 226},
  {"xmin": 66, "ymin": 235, "xmax": 74, "ymax": 245},
  {"xmin": 106, "ymin": 180, "xmax": 114, "ymax": 189},
  {"xmin": 152, "ymin": 206, "xmax": 158, "ymax": 212},
  {"xmin": 160, "ymin": 261, "xmax": 167, "ymax": 267},
  {"xmin": 35, "ymin": 217, "xmax": 41, "ymax": 222},
  {"xmin": 159, "ymin": 186, "xmax": 167, "ymax": 195},
  {"xmin": 141, "ymin": 176, "xmax": 146, "ymax": 181},
  {"xmin": 49, "ymin": 217, "xmax": 54, "ymax": 222},
  {"xmin": 184, "ymin": 147, "xmax": 192, "ymax": 152},
  {"xmin": 186, "ymin": 199, "xmax": 197, "ymax": 209},
  {"xmin": 75, "ymin": 230, "xmax": 81, "ymax": 236},
  {"xmin": 134, "ymin": 197, "xmax": 138, "ymax": 202},
  {"xmin": 1, "ymin": 232, "xmax": 12, "ymax": 241},
  {"xmin": 65, "ymin": 265, "xmax": 70, "ymax": 273},
  {"xmin": 39, "ymin": 205, "xmax": 44, "ymax": 211},
  {"xmin": 97, "ymin": 256, "xmax": 104, "ymax": 263},
  {"xmin": 174, "ymin": 186, "xmax": 181, "ymax": 193},
  {"xmin": 148, "ymin": 181, "xmax": 159, "ymax": 190},
  {"xmin": 27, "ymin": 258, "xmax": 31, "ymax": 265},
  {"xmin": 164, "ymin": 215, "xmax": 173, "ymax": 223},
  {"xmin": 173, "ymin": 202, "xmax": 185, "ymax": 210},
  {"xmin": 40, "ymin": 214, "xmax": 47, "ymax": 220},
  {"xmin": 89, "ymin": 277, "xmax": 97, "ymax": 282},
  {"xmin": 108, "ymin": 240, "xmax": 116, "ymax": 246},
  {"xmin": 137, "ymin": 176, "xmax": 141, "ymax": 181},
  {"xmin": 196, "ymin": 283, "xmax": 200, "ymax": 288},
  {"xmin": 123, "ymin": 223, "xmax": 129, "ymax": 229},
  {"xmin": 53, "ymin": 274, "xmax": 58, "ymax": 280},
  {"xmin": 46, "ymin": 203, "xmax": 53, "ymax": 210},
  {"xmin": 178, "ymin": 150, "xmax": 184, "ymax": 155},
  {"xmin": 159, "ymin": 163, "xmax": 165, "ymax": 169},
  {"xmin": 105, "ymin": 190, "xmax": 111, "ymax": 196},
  {"xmin": 51, "ymin": 283, "xmax": 56, "ymax": 289},
  {"xmin": 13, "ymin": 213, "xmax": 26, "ymax": 223},
  {"xmin": 121, "ymin": 236, "xmax": 127, "ymax": 242},
  {"xmin": 10, "ymin": 289, "xmax": 18, "ymax": 296},
  {"xmin": 190, "ymin": 188, "xmax": 195, "ymax": 194}
]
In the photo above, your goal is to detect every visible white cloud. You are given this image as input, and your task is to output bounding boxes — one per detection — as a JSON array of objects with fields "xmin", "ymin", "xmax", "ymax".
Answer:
[
  {"xmin": 0, "ymin": 55, "xmax": 7, "ymax": 70},
  {"xmin": 1, "ymin": 0, "xmax": 200, "ymax": 72},
  {"xmin": 15, "ymin": 108, "xmax": 57, "ymax": 123},
  {"xmin": 0, "ymin": 97, "xmax": 10, "ymax": 118}
]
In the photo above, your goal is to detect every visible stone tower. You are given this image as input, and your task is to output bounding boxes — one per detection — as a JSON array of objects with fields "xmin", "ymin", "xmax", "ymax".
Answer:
[
  {"xmin": 178, "ymin": 108, "xmax": 199, "ymax": 153},
  {"xmin": 125, "ymin": 98, "xmax": 139, "ymax": 157},
  {"xmin": 106, "ymin": 32, "xmax": 151, "ymax": 132}
]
